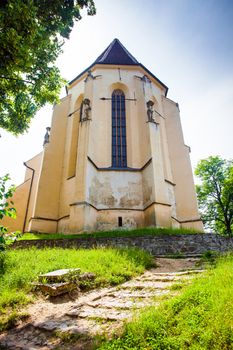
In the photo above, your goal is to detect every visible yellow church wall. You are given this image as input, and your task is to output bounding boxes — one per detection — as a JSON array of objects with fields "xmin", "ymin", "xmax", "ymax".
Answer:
[
  {"xmin": 58, "ymin": 93, "xmax": 84, "ymax": 221},
  {"xmin": 57, "ymin": 216, "xmax": 70, "ymax": 233},
  {"xmin": 133, "ymin": 76, "xmax": 152, "ymax": 167},
  {"xmin": 144, "ymin": 204, "xmax": 156, "ymax": 227},
  {"xmin": 29, "ymin": 96, "xmax": 71, "ymax": 233},
  {"xmin": 68, "ymin": 64, "xmax": 167, "ymax": 97},
  {"xmin": 24, "ymin": 152, "xmax": 43, "ymax": 231},
  {"xmin": 69, "ymin": 203, "xmax": 89, "ymax": 233},
  {"xmin": 73, "ymin": 113, "xmax": 90, "ymax": 203},
  {"xmin": 67, "ymin": 95, "xmax": 83, "ymax": 179},
  {"xmin": 141, "ymin": 160, "xmax": 155, "ymax": 207},
  {"xmin": 1, "ymin": 180, "xmax": 31, "ymax": 233},
  {"xmin": 57, "ymin": 84, "xmax": 84, "ymax": 221},
  {"xmin": 88, "ymin": 71, "xmax": 111, "ymax": 167},
  {"xmin": 148, "ymin": 122, "xmax": 168, "ymax": 204},
  {"xmin": 1, "ymin": 152, "xmax": 43, "ymax": 233},
  {"xmin": 68, "ymin": 80, "xmax": 85, "ymax": 117},
  {"xmin": 143, "ymin": 80, "xmax": 174, "ymax": 184},
  {"xmin": 163, "ymin": 96, "xmax": 203, "ymax": 231},
  {"xmin": 58, "ymin": 176, "xmax": 75, "ymax": 220},
  {"xmin": 68, "ymin": 66, "xmax": 166, "ymax": 171}
]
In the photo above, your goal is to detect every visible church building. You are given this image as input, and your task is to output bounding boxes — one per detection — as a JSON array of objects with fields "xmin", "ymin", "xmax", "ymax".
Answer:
[{"xmin": 4, "ymin": 39, "xmax": 203, "ymax": 233}]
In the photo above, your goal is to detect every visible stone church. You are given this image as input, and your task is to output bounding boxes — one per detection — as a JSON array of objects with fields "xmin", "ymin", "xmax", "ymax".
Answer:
[{"xmin": 4, "ymin": 39, "xmax": 203, "ymax": 234}]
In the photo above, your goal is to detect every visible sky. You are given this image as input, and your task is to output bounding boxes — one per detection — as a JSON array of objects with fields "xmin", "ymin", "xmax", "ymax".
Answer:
[{"xmin": 0, "ymin": 0, "xmax": 233, "ymax": 185}]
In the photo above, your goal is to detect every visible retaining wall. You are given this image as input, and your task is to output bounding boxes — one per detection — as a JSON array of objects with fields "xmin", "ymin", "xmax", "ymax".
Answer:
[{"xmin": 12, "ymin": 233, "xmax": 233, "ymax": 256}]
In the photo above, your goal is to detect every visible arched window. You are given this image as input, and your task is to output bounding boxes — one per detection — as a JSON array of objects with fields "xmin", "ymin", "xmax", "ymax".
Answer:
[{"xmin": 112, "ymin": 89, "xmax": 127, "ymax": 168}]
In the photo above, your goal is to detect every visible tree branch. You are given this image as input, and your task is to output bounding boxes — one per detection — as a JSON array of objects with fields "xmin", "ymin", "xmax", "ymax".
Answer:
[{"xmin": 0, "ymin": 75, "xmax": 34, "ymax": 85}]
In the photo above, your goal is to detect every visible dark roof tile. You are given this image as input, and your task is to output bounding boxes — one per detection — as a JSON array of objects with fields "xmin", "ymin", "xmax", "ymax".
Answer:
[{"xmin": 94, "ymin": 38, "xmax": 139, "ymax": 65}]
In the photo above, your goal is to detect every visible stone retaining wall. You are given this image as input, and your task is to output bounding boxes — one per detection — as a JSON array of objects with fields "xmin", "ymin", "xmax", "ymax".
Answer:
[{"xmin": 12, "ymin": 234, "xmax": 233, "ymax": 256}]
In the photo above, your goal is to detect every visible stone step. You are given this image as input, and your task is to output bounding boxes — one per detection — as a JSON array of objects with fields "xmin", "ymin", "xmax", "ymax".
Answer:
[
  {"xmin": 148, "ymin": 270, "xmax": 205, "ymax": 276},
  {"xmin": 67, "ymin": 306, "xmax": 131, "ymax": 321},
  {"xmin": 106, "ymin": 289, "xmax": 169, "ymax": 299},
  {"xmin": 34, "ymin": 320, "xmax": 89, "ymax": 334},
  {"xmin": 121, "ymin": 280, "xmax": 174, "ymax": 290},
  {"xmin": 135, "ymin": 275, "xmax": 188, "ymax": 282},
  {"xmin": 86, "ymin": 298, "xmax": 151, "ymax": 310}
]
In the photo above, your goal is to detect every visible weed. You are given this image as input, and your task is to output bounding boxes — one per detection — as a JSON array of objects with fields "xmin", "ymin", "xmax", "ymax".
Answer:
[
  {"xmin": 0, "ymin": 311, "xmax": 29, "ymax": 332},
  {"xmin": 169, "ymin": 282, "xmax": 185, "ymax": 291},
  {"xmin": 200, "ymin": 250, "xmax": 219, "ymax": 265},
  {"xmin": 54, "ymin": 330, "xmax": 83, "ymax": 343}
]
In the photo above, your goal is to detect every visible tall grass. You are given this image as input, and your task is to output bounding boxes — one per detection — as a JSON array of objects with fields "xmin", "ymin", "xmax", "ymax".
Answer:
[
  {"xmin": 19, "ymin": 227, "xmax": 202, "ymax": 241},
  {"xmin": 98, "ymin": 254, "xmax": 233, "ymax": 350},
  {"xmin": 0, "ymin": 247, "xmax": 153, "ymax": 331}
]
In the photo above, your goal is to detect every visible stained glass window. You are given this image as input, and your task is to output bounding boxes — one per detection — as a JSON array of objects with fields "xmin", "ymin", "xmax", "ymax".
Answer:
[{"xmin": 112, "ymin": 90, "xmax": 127, "ymax": 167}]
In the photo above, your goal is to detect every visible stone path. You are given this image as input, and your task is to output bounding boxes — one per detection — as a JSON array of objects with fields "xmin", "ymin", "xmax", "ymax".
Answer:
[{"xmin": 0, "ymin": 258, "xmax": 204, "ymax": 350}]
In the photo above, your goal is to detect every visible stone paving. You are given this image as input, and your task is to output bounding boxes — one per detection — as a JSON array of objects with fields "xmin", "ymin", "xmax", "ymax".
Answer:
[{"xmin": 0, "ymin": 259, "xmax": 204, "ymax": 350}]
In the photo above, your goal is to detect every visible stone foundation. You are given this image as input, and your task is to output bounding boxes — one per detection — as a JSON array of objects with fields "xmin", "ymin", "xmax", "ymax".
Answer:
[{"xmin": 12, "ymin": 233, "xmax": 233, "ymax": 257}]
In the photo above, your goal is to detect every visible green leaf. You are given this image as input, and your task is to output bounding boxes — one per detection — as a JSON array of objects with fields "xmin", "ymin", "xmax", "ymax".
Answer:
[
  {"xmin": 0, "ymin": 0, "xmax": 96, "ymax": 134},
  {"xmin": 195, "ymin": 156, "xmax": 233, "ymax": 236}
]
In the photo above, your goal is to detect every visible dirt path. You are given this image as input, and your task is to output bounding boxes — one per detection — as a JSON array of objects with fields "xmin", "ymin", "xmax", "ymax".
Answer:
[{"xmin": 0, "ymin": 258, "xmax": 204, "ymax": 350}]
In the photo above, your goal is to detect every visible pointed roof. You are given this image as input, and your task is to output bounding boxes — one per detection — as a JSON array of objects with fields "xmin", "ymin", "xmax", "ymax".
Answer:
[
  {"xmin": 68, "ymin": 39, "xmax": 168, "ymax": 95},
  {"xmin": 94, "ymin": 38, "xmax": 139, "ymax": 65}
]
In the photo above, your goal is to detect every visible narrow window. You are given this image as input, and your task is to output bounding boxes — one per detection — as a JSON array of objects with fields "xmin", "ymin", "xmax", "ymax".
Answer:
[
  {"xmin": 118, "ymin": 216, "xmax": 123, "ymax": 227},
  {"xmin": 112, "ymin": 89, "xmax": 127, "ymax": 167}
]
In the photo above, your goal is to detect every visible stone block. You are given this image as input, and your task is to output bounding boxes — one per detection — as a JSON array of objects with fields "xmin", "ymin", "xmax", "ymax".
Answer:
[
  {"xmin": 38, "ymin": 268, "xmax": 81, "ymax": 283},
  {"xmin": 35, "ymin": 282, "xmax": 77, "ymax": 296}
]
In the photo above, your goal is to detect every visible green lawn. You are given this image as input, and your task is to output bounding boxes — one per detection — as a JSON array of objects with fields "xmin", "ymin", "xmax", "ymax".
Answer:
[
  {"xmin": 97, "ymin": 254, "xmax": 233, "ymax": 350},
  {"xmin": 18, "ymin": 226, "xmax": 202, "ymax": 241},
  {"xmin": 0, "ymin": 247, "xmax": 154, "ymax": 331}
]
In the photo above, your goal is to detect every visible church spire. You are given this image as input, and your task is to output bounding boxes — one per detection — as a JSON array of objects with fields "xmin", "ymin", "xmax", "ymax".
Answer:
[{"xmin": 94, "ymin": 38, "xmax": 139, "ymax": 65}]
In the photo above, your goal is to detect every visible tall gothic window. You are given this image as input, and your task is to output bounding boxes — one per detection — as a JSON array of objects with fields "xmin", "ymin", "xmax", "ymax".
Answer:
[{"xmin": 112, "ymin": 89, "xmax": 127, "ymax": 168}]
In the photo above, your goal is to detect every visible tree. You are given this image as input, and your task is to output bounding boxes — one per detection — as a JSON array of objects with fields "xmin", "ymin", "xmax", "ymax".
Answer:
[
  {"xmin": 0, "ymin": 0, "xmax": 96, "ymax": 135},
  {"xmin": 0, "ymin": 174, "xmax": 16, "ymax": 250},
  {"xmin": 195, "ymin": 156, "xmax": 233, "ymax": 236}
]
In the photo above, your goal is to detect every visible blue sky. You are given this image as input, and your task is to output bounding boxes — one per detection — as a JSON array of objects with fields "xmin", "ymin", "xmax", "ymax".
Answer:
[{"xmin": 1, "ymin": 0, "xmax": 233, "ymax": 184}]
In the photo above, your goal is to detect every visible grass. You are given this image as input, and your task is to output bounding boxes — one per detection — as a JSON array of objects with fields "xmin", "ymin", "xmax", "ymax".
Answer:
[
  {"xmin": 97, "ymin": 254, "xmax": 233, "ymax": 350},
  {"xmin": 0, "ymin": 247, "xmax": 154, "ymax": 331},
  {"xmin": 18, "ymin": 227, "xmax": 202, "ymax": 241}
]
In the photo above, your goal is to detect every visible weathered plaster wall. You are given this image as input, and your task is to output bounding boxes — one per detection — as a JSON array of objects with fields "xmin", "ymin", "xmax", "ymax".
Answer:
[
  {"xmin": 95, "ymin": 210, "xmax": 144, "ymax": 231},
  {"xmin": 142, "ymin": 161, "xmax": 154, "ymax": 207},
  {"xmin": 87, "ymin": 161, "xmax": 143, "ymax": 210}
]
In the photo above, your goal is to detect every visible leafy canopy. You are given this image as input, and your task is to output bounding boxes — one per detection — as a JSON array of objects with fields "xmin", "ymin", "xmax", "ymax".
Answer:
[
  {"xmin": 195, "ymin": 156, "xmax": 233, "ymax": 236},
  {"xmin": 0, "ymin": 0, "xmax": 96, "ymax": 135}
]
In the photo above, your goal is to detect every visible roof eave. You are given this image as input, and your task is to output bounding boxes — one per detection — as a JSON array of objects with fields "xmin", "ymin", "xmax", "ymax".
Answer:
[{"xmin": 67, "ymin": 63, "xmax": 168, "ymax": 96}]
